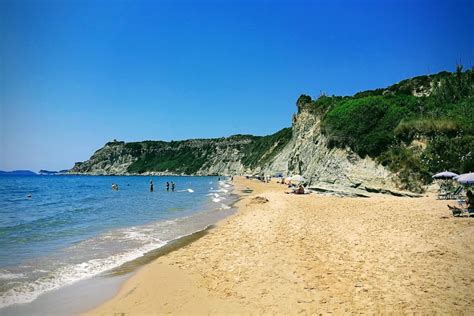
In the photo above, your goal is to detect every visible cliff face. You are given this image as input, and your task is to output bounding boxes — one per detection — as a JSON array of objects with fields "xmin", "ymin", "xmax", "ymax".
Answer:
[
  {"xmin": 262, "ymin": 110, "xmax": 396, "ymax": 190},
  {"xmin": 70, "ymin": 136, "xmax": 273, "ymax": 176},
  {"xmin": 70, "ymin": 142, "xmax": 138, "ymax": 175},
  {"xmin": 69, "ymin": 110, "xmax": 396, "ymax": 190}
]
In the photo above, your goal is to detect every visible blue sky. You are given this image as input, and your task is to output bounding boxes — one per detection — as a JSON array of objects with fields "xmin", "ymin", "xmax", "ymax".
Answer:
[{"xmin": 1, "ymin": 0, "xmax": 473, "ymax": 171}]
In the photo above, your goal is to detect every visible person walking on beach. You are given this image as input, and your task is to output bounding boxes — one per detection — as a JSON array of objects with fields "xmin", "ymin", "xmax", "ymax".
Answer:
[
  {"xmin": 149, "ymin": 180, "xmax": 154, "ymax": 192},
  {"xmin": 166, "ymin": 182, "xmax": 170, "ymax": 191},
  {"xmin": 171, "ymin": 182, "xmax": 175, "ymax": 191}
]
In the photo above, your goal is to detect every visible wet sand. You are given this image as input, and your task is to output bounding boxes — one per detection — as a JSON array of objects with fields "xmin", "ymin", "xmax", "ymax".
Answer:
[{"xmin": 87, "ymin": 177, "xmax": 474, "ymax": 314}]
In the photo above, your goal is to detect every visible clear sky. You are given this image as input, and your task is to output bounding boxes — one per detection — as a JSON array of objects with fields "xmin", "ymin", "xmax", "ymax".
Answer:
[{"xmin": 1, "ymin": 0, "xmax": 473, "ymax": 171}]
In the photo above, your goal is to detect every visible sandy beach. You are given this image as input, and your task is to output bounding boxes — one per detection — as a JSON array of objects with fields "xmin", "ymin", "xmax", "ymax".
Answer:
[{"xmin": 87, "ymin": 177, "xmax": 474, "ymax": 314}]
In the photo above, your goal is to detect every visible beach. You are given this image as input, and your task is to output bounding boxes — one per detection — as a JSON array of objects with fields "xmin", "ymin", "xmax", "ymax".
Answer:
[{"xmin": 87, "ymin": 177, "xmax": 474, "ymax": 314}]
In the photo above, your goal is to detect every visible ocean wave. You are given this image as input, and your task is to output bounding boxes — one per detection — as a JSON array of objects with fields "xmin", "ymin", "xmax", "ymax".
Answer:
[
  {"xmin": 177, "ymin": 189, "xmax": 194, "ymax": 193},
  {"xmin": 0, "ymin": 240, "xmax": 168, "ymax": 308},
  {"xmin": 0, "ymin": 271, "xmax": 25, "ymax": 280},
  {"xmin": 209, "ymin": 189, "xmax": 228, "ymax": 193}
]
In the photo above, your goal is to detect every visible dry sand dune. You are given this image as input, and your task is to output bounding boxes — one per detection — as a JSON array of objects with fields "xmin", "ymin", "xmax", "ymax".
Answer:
[{"xmin": 87, "ymin": 177, "xmax": 474, "ymax": 314}]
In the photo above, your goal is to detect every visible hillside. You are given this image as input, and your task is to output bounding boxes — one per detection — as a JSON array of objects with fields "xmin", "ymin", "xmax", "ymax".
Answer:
[
  {"xmin": 70, "ymin": 130, "xmax": 292, "ymax": 176},
  {"xmin": 299, "ymin": 66, "xmax": 474, "ymax": 191},
  {"xmin": 70, "ymin": 66, "xmax": 474, "ymax": 193}
]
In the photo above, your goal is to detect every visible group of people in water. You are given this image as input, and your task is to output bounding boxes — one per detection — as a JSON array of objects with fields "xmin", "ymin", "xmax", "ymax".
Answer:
[
  {"xmin": 111, "ymin": 180, "xmax": 175, "ymax": 192},
  {"xmin": 149, "ymin": 180, "xmax": 175, "ymax": 192}
]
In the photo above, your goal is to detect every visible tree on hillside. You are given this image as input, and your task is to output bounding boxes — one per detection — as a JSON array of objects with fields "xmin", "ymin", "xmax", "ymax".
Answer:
[{"xmin": 296, "ymin": 94, "xmax": 312, "ymax": 113}]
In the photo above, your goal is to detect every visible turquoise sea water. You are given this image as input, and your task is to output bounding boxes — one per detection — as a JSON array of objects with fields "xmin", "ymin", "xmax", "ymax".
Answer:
[{"xmin": 0, "ymin": 175, "xmax": 235, "ymax": 308}]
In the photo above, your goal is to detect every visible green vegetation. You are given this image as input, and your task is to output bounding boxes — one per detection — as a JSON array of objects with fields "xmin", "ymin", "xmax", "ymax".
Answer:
[
  {"xmin": 322, "ymin": 96, "xmax": 411, "ymax": 157},
  {"xmin": 127, "ymin": 143, "xmax": 216, "ymax": 174},
  {"xmin": 241, "ymin": 128, "xmax": 292, "ymax": 167},
  {"xmin": 300, "ymin": 66, "xmax": 474, "ymax": 192},
  {"xmin": 124, "ymin": 128, "xmax": 292, "ymax": 174}
]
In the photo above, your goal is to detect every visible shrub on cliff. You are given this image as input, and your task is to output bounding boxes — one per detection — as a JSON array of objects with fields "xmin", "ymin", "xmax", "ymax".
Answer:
[
  {"xmin": 322, "ymin": 96, "xmax": 412, "ymax": 157},
  {"xmin": 241, "ymin": 128, "xmax": 292, "ymax": 167}
]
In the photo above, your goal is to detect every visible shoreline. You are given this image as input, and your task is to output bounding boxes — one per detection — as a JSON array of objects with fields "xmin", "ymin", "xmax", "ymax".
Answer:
[
  {"xmin": 86, "ymin": 177, "xmax": 474, "ymax": 314},
  {"xmin": 0, "ymin": 176, "xmax": 238, "ymax": 314},
  {"xmin": 84, "ymin": 177, "xmax": 258, "ymax": 315},
  {"xmin": 104, "ymin": 225, "xmax": 216, "ymax": 277},
  {"xmin": 1, "ymin": 212, "xmax": 235, "ymax": 315}
]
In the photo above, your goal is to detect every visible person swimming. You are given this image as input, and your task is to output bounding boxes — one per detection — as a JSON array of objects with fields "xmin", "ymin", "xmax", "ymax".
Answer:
[{"xmin": 112, "ymin": 183, "xmax": 118, "ymax": 191}]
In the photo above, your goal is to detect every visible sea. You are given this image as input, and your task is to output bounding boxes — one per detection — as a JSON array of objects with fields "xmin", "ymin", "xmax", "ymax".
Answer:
[{"xmin": 0, "ymin": 175, "xmax": 236, "ymax": 314}]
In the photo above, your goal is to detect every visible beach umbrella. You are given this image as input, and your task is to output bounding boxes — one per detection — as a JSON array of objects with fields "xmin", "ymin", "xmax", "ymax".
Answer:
[
  {"xmin": 432, "ymin": 171, "xmax": 459, "ymax": 179},
  {"xmin": 289, "ymin": 175, "xmax": 306, "ymax": 183},
  {"xmin": 456, "ymin": 172, "xmax": 474, "ymax": 185}
]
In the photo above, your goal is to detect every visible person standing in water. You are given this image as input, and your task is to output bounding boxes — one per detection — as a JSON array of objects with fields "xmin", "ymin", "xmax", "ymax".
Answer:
[
  {"xmin": 171, "ymin": 182, "xmax": 175, "ymax": 191},
  {"xmin": 149, "ymin": 180, "xmax": 154, "ymax": 192},
  {"xmin": 166, "ymin": 182, "xmax": 170, "ymax": 191}
]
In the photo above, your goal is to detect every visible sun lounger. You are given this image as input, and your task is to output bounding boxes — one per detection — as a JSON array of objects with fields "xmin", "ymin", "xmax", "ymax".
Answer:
[
  {"xmin": 438, "ymin": 191, "xmax": 450, "ymax": 200},
  {"xmin": 449, "ymin": 186, "xmax": 464, "ymax": 200},
  {"xmin": 448, "ymin": 205, "xmax": 474, "ymax": 217},
  {"xmin": 438, "ymin": 186, "xmax": 463, "ymax": 200},
  {"xmin": 448, "ymin": 205, "xmax": 463, "ymax": 217},
  {"xmin": 449, "ymin": 186, "xmax": 463, "ymax": 199}
]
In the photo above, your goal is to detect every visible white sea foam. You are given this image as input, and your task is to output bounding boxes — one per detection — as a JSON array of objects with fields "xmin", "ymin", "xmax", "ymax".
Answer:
[
  {"xmin": 0, "ymin": 176, "xmax": 236, "ymax": 310},
  {"xmin": 177, "ymin": 188, "xmax": 194, "ymax": 193},
  {"xmin": 0, "ymin": 240, "xmax": 167, "ymax": 308},
  {"xmin": 0, "ymin": 211, "xmax": 223, "ymax": 309},
  {"xmin": 209, "ymin": 189, "xmax": 228, "ymax": 193},
  {"xmin": 0, "ymin": 271, "xmax": 25, "ymax": 280}
]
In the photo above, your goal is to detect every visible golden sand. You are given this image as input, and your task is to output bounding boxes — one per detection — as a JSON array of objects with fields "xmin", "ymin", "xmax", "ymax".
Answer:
[{"xmin": 86, "ymin": 177, "xmax": 474, "ymax": 314}]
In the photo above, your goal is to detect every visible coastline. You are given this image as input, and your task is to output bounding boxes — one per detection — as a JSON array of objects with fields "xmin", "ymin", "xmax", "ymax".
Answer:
[
  {"xmin": 0, "ymin": 225, "xmax": 225, "ymax": 316},
  {"xmin": 0, "ymin": 176, "xmax": 237, "ymax": 314},
  {"xmin": 86, "ymin": 177, "xmax": 474, "ymax": 314},
  {"xmin": 83, "ymin": 178, "xmax": 258, "ymax": 315}
]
